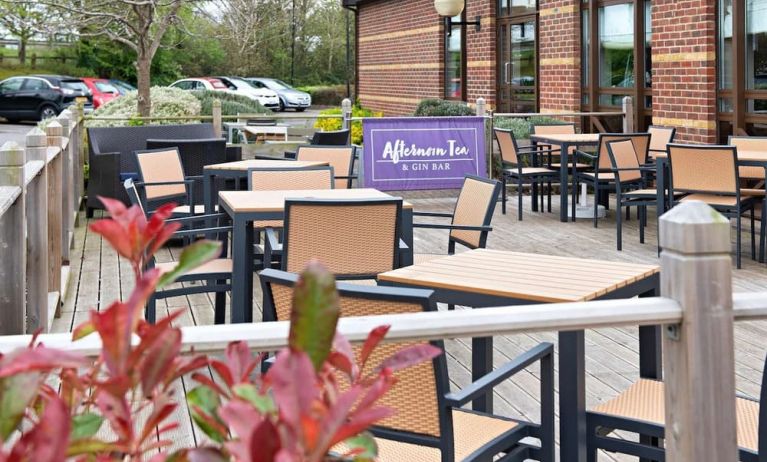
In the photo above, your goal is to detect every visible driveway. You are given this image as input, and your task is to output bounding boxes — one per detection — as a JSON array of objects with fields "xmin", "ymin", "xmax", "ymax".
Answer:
[{"xmin": 0, "ymin": 122, "xmax": 35, "ymax": 148}]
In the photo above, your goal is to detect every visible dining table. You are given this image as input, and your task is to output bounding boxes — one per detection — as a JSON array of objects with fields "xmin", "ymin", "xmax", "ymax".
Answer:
[
  {"xmin": 378, "ymin": 248, "xmax": 661, "ymax": 462},
  {"xmin": 528, "ymin": 133, "xmax": 601, "ymax": 222},
  {"xmin": 219, "ymin": 188, "xmax": 414, "ymax": 324}
]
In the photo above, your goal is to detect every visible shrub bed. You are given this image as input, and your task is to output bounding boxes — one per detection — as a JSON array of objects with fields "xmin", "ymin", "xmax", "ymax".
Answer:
[
  {"xmin": 413, "ymin": 99, "xmax": 475, "ymax": 117},
  {"xmin": 314, "ymin": 104, "xmax": 382, "ymax": 145}
]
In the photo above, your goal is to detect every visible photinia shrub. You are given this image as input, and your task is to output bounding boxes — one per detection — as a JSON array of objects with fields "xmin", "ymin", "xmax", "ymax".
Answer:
[{"xmin": 0, "ymin": 198, "xmax": 440, "ymax": 461}]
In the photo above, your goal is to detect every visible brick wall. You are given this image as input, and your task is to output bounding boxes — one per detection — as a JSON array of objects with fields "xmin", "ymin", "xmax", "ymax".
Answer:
[
  {"xmin": 465, "ymin": 1, "xmax": 497, "ymax": 108},
  {"xmin": 651, "ymin": 0, "xmax": 717, "ymax": 143},
  {"xmin": 537, "ymin": 0, "xmax": 581, "ymax": 114},
  {"xmin": 357, "ymin": 0, "xmax": 444, "ymax": 115}
]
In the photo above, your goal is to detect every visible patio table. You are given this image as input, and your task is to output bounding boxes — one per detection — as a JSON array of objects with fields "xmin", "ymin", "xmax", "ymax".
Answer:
[
  {"xmin": 219, "ymin": 188, "xmax": 414, "ymax": 324},
  {"xmin": 242, "ymin": 125, "xmax": 289, "ymax": 143},
  {"xmin": 529, "ymin": 133, "xmax": 601, "ymax": 222},
  {"xmin": 202, "ymin": 159, "xmax": 329, "ymax": 216},
  {"xmin": 378, "ymin": 248, "xmax": 660, "ymax": 462}
]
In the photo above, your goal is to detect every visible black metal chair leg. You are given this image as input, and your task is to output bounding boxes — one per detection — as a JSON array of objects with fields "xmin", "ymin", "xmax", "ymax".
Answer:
[
  {"xmin": 626, "ymin": 205, "xmax": 631, "ymax": 221},
  {"xmin": 539, "ymin": 180, "xmax": 544, "ymax": 212},
  {"xmin": 640, "ymin": 205, "xmax": 646, "ymax": 244},
  {"xmin": 214, "ymin": 287, "xmax": 226, "ymax": 324},
  {"xmin": 737, "ymin": 214, "xmax": 742, "ymax": 269},
  {"xmin": 145, "ymin": 297, "xmax": 157, "ymax": 324},
  {"xmin": 518, "ymin": 178, "xmax": 524, "ymax": 221},
  {"xmin": 547, "ymin": 181, "xmax": 552, "ymax": 212},
  {"xmin": 616, "ymin": 200, "xmax": 623, "ymax": 251},
  {"xmin": 501, "ymin": 175, "xmax": 507, "ymax": 215},
  {"xmin": 594, "ymin": 182, "xmax": 599, "ymax": 228},
  {"xmin": 751, "ymin": 211, "xmax": 756, "ymax": 260}
]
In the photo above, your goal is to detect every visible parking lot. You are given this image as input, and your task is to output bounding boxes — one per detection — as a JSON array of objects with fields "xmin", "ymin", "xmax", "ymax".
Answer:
[{"xmin": 0, "ymin": 122, "xmax": 35, "ymax": 147}]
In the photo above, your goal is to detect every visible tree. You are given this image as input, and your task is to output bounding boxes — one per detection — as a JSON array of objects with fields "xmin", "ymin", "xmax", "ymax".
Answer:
[
  {"xmin": 0, "ymin": 2, "xmax": 63, "ymax": 65},
  {"xmin": 37, "ymin": 0, "xmax": 191, "ymax": 116}
]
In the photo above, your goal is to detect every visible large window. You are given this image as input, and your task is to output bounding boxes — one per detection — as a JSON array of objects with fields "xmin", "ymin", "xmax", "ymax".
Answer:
[
  {"xmin": 497, "ymin": 0, "xmax": 538, "ymax": 112},
  {"xmin": 717, "ymin": 0, "xmax": 767, "ymax": 137},
  {"xmin": 582, "ymin": 0, "xmax": 652, "ymax": 130},
  {"xmin": 445, "ymin": 14, "xmax": 465, "ymax": 100}
]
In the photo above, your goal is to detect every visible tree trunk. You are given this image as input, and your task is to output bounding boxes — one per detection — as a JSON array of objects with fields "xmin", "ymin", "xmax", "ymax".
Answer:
[
  {"xmin": 18, "ymin": 38, "xmax": 27, "ymax": 66},
  {"xmin": 135, "ymin": 55, "xmax": 151, "ymax": 118}
]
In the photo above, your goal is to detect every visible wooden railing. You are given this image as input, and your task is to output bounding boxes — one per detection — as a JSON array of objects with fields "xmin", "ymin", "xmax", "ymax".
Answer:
[
  {"xmin": 0, "ymin": 106, "xmax": 85, "ymax": 335},
  {"xmin": 0, "ymin": 201, "xmax": 764, "ymax": 461}
]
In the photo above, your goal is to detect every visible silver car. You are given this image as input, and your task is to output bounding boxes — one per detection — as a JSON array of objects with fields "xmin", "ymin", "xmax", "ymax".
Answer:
[{"xmin": 246, "ymin": 77, "xmax": 311, "ymax": 112}]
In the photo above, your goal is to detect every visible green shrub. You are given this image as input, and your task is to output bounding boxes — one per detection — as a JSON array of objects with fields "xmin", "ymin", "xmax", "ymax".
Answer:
[
  {"xmin": 88, "ymin": 86, "xmax": 201, "ymax": 127},
  {"xmin": 313, "ymin": 104, "xmax": 382, "ymax": 145},
  {"xmin": 493, "ymin": 115, "xmax": 567, "ymax": 140},
  {"xmin": 298, "ymin": 85, "xmax": 348, "ymax": 106},
  {"xmin": 192, "ymin": 90, "xmax": 268, "ymax": 116},
  {"xmin": 413, "ymin": 99, "xmax": 475, "ymax": 117}
]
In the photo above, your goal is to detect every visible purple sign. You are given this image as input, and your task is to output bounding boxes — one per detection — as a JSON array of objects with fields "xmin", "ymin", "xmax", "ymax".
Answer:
[{"xmin": 362, "ymin": 117, "xmax": 487, "ymax": 190}]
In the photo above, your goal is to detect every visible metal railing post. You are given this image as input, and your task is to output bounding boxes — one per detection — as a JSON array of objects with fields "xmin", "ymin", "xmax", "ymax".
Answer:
[
  {"xmin": 476, "ymin": 97, "xmax": 493, "ymax": 178},
  {"xmin": 341, "ymin": 98, "xmax": 352, "ymax": 131},
  {"xmin": 659, "ymin": 201, "xmax": 738, "ymax": 461},
  {"xmin": 25, "ymin": 128, "xmax": 50, "ymax": 332},
  {"xmin": 622, "ymin": 96, "xmax": 634, "ymax": 133},
  {"xmin": 0, "ymin": 141, "xmax": 26, "ymax": 334}
]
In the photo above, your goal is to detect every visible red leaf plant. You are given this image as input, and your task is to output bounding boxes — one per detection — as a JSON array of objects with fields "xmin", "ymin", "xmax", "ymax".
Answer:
[{"xmin": 0, "ymin": 197, "xmax": 440, "ymax": 462}]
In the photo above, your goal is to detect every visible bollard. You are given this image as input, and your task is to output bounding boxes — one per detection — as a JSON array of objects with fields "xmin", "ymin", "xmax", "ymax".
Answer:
[
  {"xmin": 341, "ymin": 98, "xmax": 352, "ymax": 131},
  {"xmin": 212, "ymin": 99, "xmax": 223, "ymax": 138}
]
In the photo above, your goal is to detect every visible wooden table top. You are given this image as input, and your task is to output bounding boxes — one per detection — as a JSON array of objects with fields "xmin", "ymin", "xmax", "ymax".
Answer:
[
  {"xmin": 654, "ymin": 150, "xmax": 767, "ymax": 163},
  {"xmin": 219, "ymin": 188, "xmax": 413, "ymax": 213},
  {"xmin": 243, "ymin": 126, "xmax": 288, "ymax": 134},
  {"xmin": 205, "ymin": 159, "xmax": 327, "ymax": 172},
  {"xmin": 378, "ymin": 248, "xmax": 659, "ymax": 303},
  {"xmin": 529, "ymin": 133, "xmax": 601, "ymax": 144}
]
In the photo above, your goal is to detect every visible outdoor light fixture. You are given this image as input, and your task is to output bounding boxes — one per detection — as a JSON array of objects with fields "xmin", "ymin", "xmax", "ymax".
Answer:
[{"xmin": 435, "ymin": 0, "xmax": 481, "ymax": 35}]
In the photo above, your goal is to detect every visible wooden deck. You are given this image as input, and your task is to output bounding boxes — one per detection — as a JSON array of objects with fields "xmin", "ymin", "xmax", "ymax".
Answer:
[{"xmin": 56, "ymin": 191, "xmax": 767, "ymax": 461}]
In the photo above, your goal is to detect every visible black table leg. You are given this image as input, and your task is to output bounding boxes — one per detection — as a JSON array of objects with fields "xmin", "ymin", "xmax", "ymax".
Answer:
[
  {"xmin": 230, "ymin": 215, "xmax": 254, "ymax": 323},
  {"xmin": 472, "ymin": 336, "xmax": 493, "ymax": 412},
  {"xmin": 532, "ymin": 141, "xmax": 539, "ymax": 213},
  {"xmin": 559, "ymin": 329, "xmax": 586, "ymax": 462},
  {"xmin": 400, "ymin": 208, "xmax": 413, "ymax": 267}
]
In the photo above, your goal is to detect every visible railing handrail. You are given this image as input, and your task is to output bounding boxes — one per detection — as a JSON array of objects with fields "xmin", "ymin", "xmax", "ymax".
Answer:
[
  {"xmin": 492, "ymin": 111, "xmax": 625, "ymax": 118},
  {"xmin": 2, "ymin": 292, "xmax": 764, "ymax": 357}
]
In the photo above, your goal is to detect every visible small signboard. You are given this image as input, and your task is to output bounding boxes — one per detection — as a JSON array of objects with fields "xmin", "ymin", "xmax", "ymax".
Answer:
[{"xmin": 361, "ymin": 117, "xmax": 487, "ymax": 190}]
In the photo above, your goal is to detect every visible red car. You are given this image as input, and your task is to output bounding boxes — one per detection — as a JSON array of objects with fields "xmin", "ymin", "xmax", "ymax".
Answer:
[{"xmin": 81, "ymin": 78, "xmax": 121, "ymax": 109}]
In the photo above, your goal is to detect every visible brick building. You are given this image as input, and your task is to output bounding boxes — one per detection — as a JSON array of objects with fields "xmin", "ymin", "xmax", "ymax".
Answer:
[{"xmin": 342, "ymin": 0, "xmax": 767, "ymax": 143}]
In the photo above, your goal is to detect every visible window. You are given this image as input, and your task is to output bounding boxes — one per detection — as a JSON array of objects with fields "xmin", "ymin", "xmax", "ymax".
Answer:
[
  {"xmin": 22, "ymin": 79, "xmax": 49, "ymax": 91},
  {"xmin": 746, "ymin": 0, "xmax": 767, "ymax": 113},
  {"xmin": 598, "ymin": 3, "xmax": 634, "ymax": 105},
  {"xmin": 445, "ymin": 14, "xmax": 465, "ymax": 100},
  {"xmin": 0, "ymin": 78, "xmax": 24, "ymax": 93},
  {"xmin": 94, "ymin": 82, "xmax": 119, "ymax": 93}
]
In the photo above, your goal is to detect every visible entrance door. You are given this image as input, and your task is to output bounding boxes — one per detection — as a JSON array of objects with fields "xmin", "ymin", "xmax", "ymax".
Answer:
[{"xmin": 497, "ymin": 19, "xmax": 537, "ymax": 113}]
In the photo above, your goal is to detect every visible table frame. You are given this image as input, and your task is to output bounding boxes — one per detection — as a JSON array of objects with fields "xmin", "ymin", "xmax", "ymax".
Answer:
[
  {"xmin": 219, "ymin": 191, "xmax": 414, "ymax": 323},
  {"xmin": 379, "ymin": 269, "xmax": 661, "ymax": 462},
  {"xmin": 529, "ymin": 134, "xmax": 601, "ymax": 222}
]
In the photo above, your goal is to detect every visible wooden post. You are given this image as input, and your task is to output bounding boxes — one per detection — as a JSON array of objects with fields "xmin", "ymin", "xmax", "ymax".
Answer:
[
  {"xmin": 25, "ymin": 128, "xmax": 49, "ymax": 332},
  {"xmin": 212, "ymin": 100, "xmax": 223, "ymax": 138},
  {"xmin": 341, "ymin": 98, "xmax": 352, "ymax": 131},
  {"xmin": 0, "ymin": 142, "xmax": 26, "ymax": 335},
  {"xmin": 57, "ymin": 111, "xmax": 73, "ymax": 262},
  {"xmin": 75, "ymin": 103, "xmax": 85, "ymax": 211},
  {"xmin": 45, "ymin": 120, "xmax": 63, "ymax": 304},
  {"xmin": 659, "ymin": 200, "xmax": 737, "ymax": 462},
  {"xmin": 622, "ymin": 96, "xmax": 634, "ymax": 133}
]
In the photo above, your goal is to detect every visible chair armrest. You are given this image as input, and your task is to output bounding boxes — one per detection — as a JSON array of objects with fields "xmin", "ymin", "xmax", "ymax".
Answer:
[
  {"xmin": 254, "ymin": 154, "xmax": 291, "ymax": 161},
  {"xmin": 173, "ymin": 225, "xmax": 232, "ymax": 237},
  {"xmin": 166, "ymin": 212, "xmax": 229, "ymax": 224},
  {"xmin": 265, "ymin": 228, "xmax": 280, "ymax": 251},
  {"xmin": 413, "ymin": 223, "xmax": 492, "ymax": 232},
  {"xmin": 137, "ymin": 179, "xmax": 196, "ymax": 187},
  {"xmin": 574, "ymin": 150, "xmax": 596, "ymax": 160},
  {"xmin": 444, "ymin": 343, "xmax": 553, "ymax": 407},
  {"xmin": 517, "ymin": 146, "xmax": 558, "ymax": 155},
  {"xmin": 413, "ymin": 211, "xmax": 454, "ymax": 218}
]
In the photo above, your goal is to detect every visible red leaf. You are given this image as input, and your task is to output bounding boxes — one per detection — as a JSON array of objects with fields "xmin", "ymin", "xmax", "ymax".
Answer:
[
  {"xmin": 0, "ymin": 346, "xmax": 87, "ymax": 378},
  {"xmin": 7, "ymin": 394, "xmax": 70, "ymax": 462},
  {"xmin": 330, "ymin": 407, "xmax": 394, "ymax": 447},
  {"xmin": 139, "ymin": 392, "xmax": 177, "ymax": 446},
  {"xmin": 330, "ymin": 333, "xmax": 358, "ymax": 380},
  {"xmin": 359, "ymin": 325, "xmax": 390, "ymax": 371},
  {"xmin": 89, "ymin": 220, "xmax": 133, "ymax": 260},
  {"xmin": 170, "ymin": 355, "xmax": 209, "ymax": 382},
  {"xmin": 90, "ymin": 301, "xmax": 132, "ymax": 377},
  {"xmin": 247, "ymin": 420, "xmax": 281, "ymax": 462},
  {"xmin": 377, "ymin": 344, "xmax": 442, "ymax": 373},
  {"xmin": 309, "ymin": 386, "xmax": 363, "ymax": 454},
  {"xmin": 146, "ymin": 221, "xmax": 182, "ymax": 261},
  {"xmin": 224, "ymin": 341, "xmax": 260, "ymax": 384},
  {"xmin": 219, "ymin": 400, "xmax": 277, "ymax": 462},
  {"xmin": 139, "ymin": 327, "xmax": 181, "ymax": 396},
  {"xmin": 355, "ymin": 371, "xmax": 396, "ymax": 415},
  {"xmin": 209, "ymin": 360, "xmax": 235, "ymax": 389},
  {"xmin": 266, "ymin": 350, "xmax": 319, "ymax": 430},
  {"xmin": 95, "ymin": 390, "xmax": 132, "ymax": 442}
]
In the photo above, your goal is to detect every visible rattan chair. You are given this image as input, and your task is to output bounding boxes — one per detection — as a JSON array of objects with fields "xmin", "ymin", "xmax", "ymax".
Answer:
[
  {"xmin": 124, "ymin": 179, "xmax": 232, "ymax": 324},
  {"xmin": 494, "ymin": 128, "xmax": 559, "ymax": 220},
  {"xmin": 412, "ymin": 175, "xmax": 501, "ymax": 263},
  {"xmin": 605, "ymin": 139, "xmax": 672, "ymax": 251},
  {"xmin": 586, "ymin": 363, "xmax": 766, "ymax": 462},
  {"xmin": 264, "ymin": 197, "xmax": 403, "ymax": 280},
  {"xmin": 574, "ymin": 133, "xmax": 651, "ymax": 228},
  {"xmin": 260, "ymin": 268, "xmax": 555, "ymax": 462},
  {"xmin": 247, "ymin": 166, "xmax": 335, "ymax": 269},
  {"xmin": 295, "ymin": 145, "xmax": 357, "ymax": 189},
  {"xmin": 308, "ymin": 129, "xmax": 350, "ymax": 146},
  {"xmin": 531, "ymin": 123, "xmax": 589, "ymax": 170},
  {"xmin": 647, "ymin": 125, "xmax": 676, "ymax": 160},
  {"xmin": 134, "ymin": 147, "xmax": 205, "ymax": 216},
  {"xmin": 668, "ymin": 144, "xmax": 756, "ymax": 268},
  {"xmin": 730, "ymin": 136, "xmax": 767, "ymax": 181}
]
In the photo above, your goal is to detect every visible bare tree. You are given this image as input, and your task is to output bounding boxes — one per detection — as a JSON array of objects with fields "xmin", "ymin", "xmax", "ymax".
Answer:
[
  {"xmin": 33, "ymin": 0, "xmax": 189, "ymax": 116},
  {"xmin": 0, "ymin": 2, "xmax": 64, "ymax": 65}
]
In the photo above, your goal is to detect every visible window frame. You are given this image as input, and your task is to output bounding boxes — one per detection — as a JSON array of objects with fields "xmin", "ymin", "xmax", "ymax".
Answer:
[{"xmin": 444, "ymin": 11, "xmax": 467, "ymax": 101}]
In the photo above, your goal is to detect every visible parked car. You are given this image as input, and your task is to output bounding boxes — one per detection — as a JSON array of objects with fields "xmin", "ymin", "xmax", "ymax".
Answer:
[
  {"xmin": 0, "ymin": 75, "xmax": 93, "ymax": 122},
  {"xmin": 215, "ymin": 76, "xmax": 280, "ymax": 110},
  {"xmin": 109, "ymin": 79, "xmax": 137, "ymax": 95},
  {"xmin": 170, "ymin": 77, "xmax": 230, "ymax": 92},
  {"xmin": 81, "ymin": 78, "xmax": 121, "ymax": 108},
  {"xmin": 246, "ymin": 77, "xmax": 311, "ymax": 112}
]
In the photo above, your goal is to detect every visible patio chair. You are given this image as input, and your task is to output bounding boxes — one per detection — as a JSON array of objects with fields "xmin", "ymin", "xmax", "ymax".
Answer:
[
  {"xmin": 730, "ymin": 136, "xmax": 767, "ymax": 182},
  {"xmin": 133, "ymin": 147, "xmax": 205, "ymax": 216},
  {"xmin": 574, "ymin": 133, "xmax": 651, "ymax": 228},
  {"xmin": 308, "ymin": 129, "xmax": 350, "ymax": 146},
  {"xmin": 668, "ymin": 143, "xmax": 756, "ymax": 268},
  {"xmin": 295, "ymin": 145, "xmax": 357, "ymax": 189},
  {"xmin": 494, "ymin": 128, "xmax": 559, "ymax": 220},
  {"xmin": 264, "ymin": 197, "xmax": 403, "ymax": 281},
  {"xmin": 247, "ymin": 166, "xmax": 335, "ymax": 269},
  {"xmin": 585, "ymin": 358, "xmax": 766, "ymax": 462},
  {"xmin": 260, "ymin": 268, "xmax": 555, "ymax": 462},
  {"xmin": 412, "ymin": 175, "xmax": 501, "ymax": 262},
  {"xmin": 647, "ymin": 125, "xmax": 677, "ymax": 160},
  {"xmin": 605, "ymin": 139, "xmax": 670, "ymax": 251},
  {"xmin": 124, "ymin": 178, "xmax": 232, "ymax": 324},
  {"xmin": 531, "ymin": 123, "xmax": 589, "ymax": 170}
]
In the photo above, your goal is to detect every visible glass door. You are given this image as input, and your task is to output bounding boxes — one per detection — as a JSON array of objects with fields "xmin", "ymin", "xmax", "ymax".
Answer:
[{"xmin": 498, "ymin": 18, "xmax": 537, "ymax": 113}]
